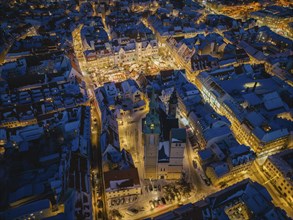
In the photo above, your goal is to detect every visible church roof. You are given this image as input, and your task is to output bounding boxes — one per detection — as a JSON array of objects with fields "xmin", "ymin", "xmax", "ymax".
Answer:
[
  {"xmin": 159, "ymin": 108, "xmax": 179, "ymax": 141},
  {"xmin": 171, "ymin": 128, "xmax": 186, "ymax": 143},
  {"xmin": 143, "ymin": 88, "xmax": 161, "ymax": 134},
  {"xmin": 169, "ymin": 88, "xmax": 178, "ymax": 104},
  {"xmin": 158, "ymin": 141, "xmax": 170, "ymax": 163}
]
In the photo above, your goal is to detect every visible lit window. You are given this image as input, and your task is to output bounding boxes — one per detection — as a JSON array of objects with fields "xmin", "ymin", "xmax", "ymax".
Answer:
[{"xmin": 150, "ymin": 123, "xmax": 155, "ymax": 130}]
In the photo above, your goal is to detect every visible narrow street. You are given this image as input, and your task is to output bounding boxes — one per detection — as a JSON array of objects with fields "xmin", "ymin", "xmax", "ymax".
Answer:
[
  {"xmin": 183, "ymin": 139, "xmax": 202, "ymax": 191},
  {"xmin": 72, "ymin": 8, "xmax": 293, "ymax": 219},
  {"xmin": 250, "ymin": 162, "xmax": 293, "ymax": 217},
  {"xmin": 91, "ymin": 93, "xmax": 108, "ymax": 220}
]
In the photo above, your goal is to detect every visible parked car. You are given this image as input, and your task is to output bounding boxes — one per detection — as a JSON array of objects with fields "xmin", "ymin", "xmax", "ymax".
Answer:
[
  {"xmin": 153, "ymin": 200, "xmax": 159, "ymax": 207},
  {"xmin": 149, "ymin": 200, "xmax": 155, "ymax": 209},
  {"xmin": 97, "ymin": 200, "xmax": 103, "ymax": 208},
  {"xmin": 220, "ymin": 182, "xmax": 227, "ymax": 188},
  {"xmin": 126, "ymin": 208, "xmax": 138, "ymax": 216}
]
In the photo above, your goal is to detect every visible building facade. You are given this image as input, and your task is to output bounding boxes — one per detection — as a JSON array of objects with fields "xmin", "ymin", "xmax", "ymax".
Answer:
[
  {"xmin": 143, "ymin": 89, "xmax": 186, "ymax": 180},
  {"xmin": 262, "ymin": 149, "xmax": 293, "ymax": 207},
  {"xmin": 143, "ymin": 90, "xmax": 161, "ymax": 179}
]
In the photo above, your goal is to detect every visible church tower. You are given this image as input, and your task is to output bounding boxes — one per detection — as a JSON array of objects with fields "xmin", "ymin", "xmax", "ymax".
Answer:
[
  {"xmin": 168, "ymin": 88, "xmax": 178, "ymax": 118},
  {"xmin": 143, "ymin": 89, "xmax": 160, "ymax": 179}
]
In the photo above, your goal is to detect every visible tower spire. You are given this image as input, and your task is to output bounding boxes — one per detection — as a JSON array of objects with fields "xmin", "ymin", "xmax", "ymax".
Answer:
[
  {"xmin": 168, "ymin": 88, "xmax": 178, "ymax": 118},
  {"xmin": 143, "ymin": 88, "xmax": 160, "ymax": 134}
]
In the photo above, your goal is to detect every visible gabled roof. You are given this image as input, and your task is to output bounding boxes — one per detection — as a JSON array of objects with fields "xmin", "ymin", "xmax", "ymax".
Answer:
[
  {"xmin": 171, "ymin": 128, "xmax": 186, "ymax": 143},
  {"xmin": 104, "ymin": 168, "xmax": 140, "ymax": 190},
  {"xmin": 198, "ymin": 148, "xmax": 213, "ymax": 161},
  {"xmin": 158, "ymin": 141, "xmax": 170, "ymax": 163}
]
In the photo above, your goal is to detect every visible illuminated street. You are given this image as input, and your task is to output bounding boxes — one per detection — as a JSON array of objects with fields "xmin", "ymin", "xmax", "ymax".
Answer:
[{"xmin": 0, "ymin": 0, "xmax": 292, "ymax": 220}]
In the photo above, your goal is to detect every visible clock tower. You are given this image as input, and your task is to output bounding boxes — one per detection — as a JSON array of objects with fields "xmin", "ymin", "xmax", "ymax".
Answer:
[{"xmin": 143, "ymin": 89, "xmax": 161, "ymax": 179}]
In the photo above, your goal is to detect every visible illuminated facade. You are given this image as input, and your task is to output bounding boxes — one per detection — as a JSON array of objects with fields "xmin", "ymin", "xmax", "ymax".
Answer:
[
  {"xmin": 104, "ymin": 168, "xmax": 141, "ymax": 205},
  {"xmin": 143, "ymin": 89, "xmax": 186, "ymax": 180},
  {"xmin": 83, "ymin": 37, "xmax": 158, "ymax": 69},
  {"xmin": 143, "ymin": 90, "xmax": 161, "ymax": 179},
  {"xmin": 198, "ymin": 70, "xmax": 291, "ymax": 155},
  {"xmin": 206, "ymin": 160, "xmax": 253, "ymax": 186},
  {"xmin": 112, "ymin": 37, "xmax": 158, "ymax": 66},
  {"xmin": 262, "ymin": 149, "xmax": 293, "ymax": 207}
]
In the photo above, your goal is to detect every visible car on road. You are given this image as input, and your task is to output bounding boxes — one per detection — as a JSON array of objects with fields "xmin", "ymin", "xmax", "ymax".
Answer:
[
  {"xmin": 97, "ymin": 200, "xmax": 103, "ymax": 208},
  {"xmin": 205, "ymin": 179, "xmax": 211, "ymax": 186},
  {"xmin": 175, "ymin": 193, "xmax": 181, "ymax": 200},
  {"xmin": 220, "ymin": 182, "xmax": 227, "ymax": 188},
  {"xmin": 200, "ymin": 174, "xmax": 211, "ymax": 186},
  {"xmin": 189, "ymin": 135, "xmax": 198, "ymax": 146},
  {"xmin": 158, "ymin": 199, "xmax": 163, "ymax": 206},
  {"xmin": 139, "ymin": 207, "xmax": 145, "ymax": 211},
  {"xmin": 186, "ymin": 126, "xmax": 193, "ymax": 137},
  {"xmin": 130, "ymin": 208, "xmax": 139, "ymax": 214},
  {"xmin": 163, "ymin": 185, "xmax": 168, "ymax": 190},
  {"xmin": 153, "ymin": 200, "xmax": 159, "ymax": 207},
  {"xmin": 125, "ymin": 210, "xmax": 135, "ymax": 216},
  {"xmin": 97, "ymin": 211, "xmax": 103, "ymax": 220},
  {"xmin": 126, "ymin": 208, "xmax": 139, "ymax": 216},
  {"xmin": 149, "ymin": 200, "xmax": 155, "ymax": 209}
]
